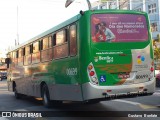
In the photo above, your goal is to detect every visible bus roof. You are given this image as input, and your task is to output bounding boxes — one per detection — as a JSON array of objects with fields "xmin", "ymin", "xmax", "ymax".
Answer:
[
  {"xmin": 8, "ymin": 13, "xmax": 81, "ymax": 52},
  {"xmin": 8, "ymin": 9, "xmax": 147, "ymax": 53}
]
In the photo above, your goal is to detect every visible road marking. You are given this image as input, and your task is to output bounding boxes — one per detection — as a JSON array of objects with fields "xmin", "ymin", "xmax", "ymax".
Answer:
[
  {"xmin": 113, "ymin": 99, "xmax": 158, "ymax": 109},
  {"xmin": 14, "ymin": 109, "xmax": 27, "ymax": 111},
  {"xmin": 0, "ymin": 117, "xmax": 9, "ymax": 120},
  {"xmin": 153, "ymin": 92, "xmax": 160, "ymax": 96},
  {"xmin": 138, "ymin": 104, "xmax": 158, "ymax": 109},
  {"xmin": 113, "ymin": 99, "xmax": 140, "ymax": 105}
]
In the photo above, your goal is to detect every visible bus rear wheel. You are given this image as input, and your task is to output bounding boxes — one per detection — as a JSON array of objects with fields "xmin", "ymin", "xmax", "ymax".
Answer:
[{"xmin": 42, "ymin": 85, "xmax": 52, "ymax": 108}]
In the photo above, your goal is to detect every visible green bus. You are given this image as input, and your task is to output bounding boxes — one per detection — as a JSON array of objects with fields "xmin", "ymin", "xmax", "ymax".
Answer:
[{"xmin": 6, "ymin": 9, "xmax": 155, "ymax": 107}]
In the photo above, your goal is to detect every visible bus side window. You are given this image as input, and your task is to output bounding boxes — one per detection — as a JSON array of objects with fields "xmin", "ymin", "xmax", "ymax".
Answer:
[
  {"xmin": 43, "ymin": 37, "xmax": 49, "ymax": 50},
  {"xmin": 18, "ymin": 48, "xmax": 23, "ymax": 66},
  {"xmin": 48, "ymin": 36, "xmax": 52, "ymax": 48},
  {"xmin": 25, "ymin": 45, "xmax": 30, "ymax": 55},
  {"xmin": 56, "ymin": 30, "xmax": 66, "ymax": 45},
  {"xmin": 53, "ymin": 29, "xmax": 68, "ymax": 59},
  {"xmin": 32, "ymin": 41, "xmax": 40, "ymax": 64},
  {"xmin": 41, "ymin": 36, "xmax": 53, "ymax": 62},
  {"xmin": 12, "ymin": 51, "xmax": 18, "ymax": 65},
  {"xmin": 33, "ymin": 41, "xmax": 39, "ymax": 53},
  {"xmin": 24, "ymin": 45, "xmax": 32, "ymax": 65},
  {"xmin": 69, "ymin": 24, "xmax": 77, "ymax": 56}
]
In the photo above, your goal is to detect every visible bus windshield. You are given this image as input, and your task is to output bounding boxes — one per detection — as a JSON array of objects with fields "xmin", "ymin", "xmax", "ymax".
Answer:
[{"xmin": 91, "ymin": 14, "xmax": 148, "ymax": 43}]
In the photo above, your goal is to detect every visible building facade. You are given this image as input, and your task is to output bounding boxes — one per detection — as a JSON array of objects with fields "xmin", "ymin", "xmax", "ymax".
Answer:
[{"xmin": 92, "ymin": 0, "xmax": 160, "ymax": 40}]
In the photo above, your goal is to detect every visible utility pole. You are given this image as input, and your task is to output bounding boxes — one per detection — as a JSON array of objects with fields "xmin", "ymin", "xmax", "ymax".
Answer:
[
  {"xmin": 116, "ymin": 0, "xmax": 119, "ymax": 9},
  {"xmin": 129, "ymin": 0, "xmax": 132, "ymax": 10},
  {"xmin": 86, "ymin": 0, "xmax": 92, "ymax": 10},
  {"xmin": 143, "ymin": 0, "xmax": 146, "ymax": 11},
  {"xmin": 17, "ymin": 6, "xmax": 19, "ymax": 45}
]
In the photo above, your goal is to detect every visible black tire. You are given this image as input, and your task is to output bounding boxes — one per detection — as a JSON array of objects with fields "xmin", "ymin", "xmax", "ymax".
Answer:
[
  {"xmin": 42, "ymin": 84, "xmax": 52, "ymax": 108},
  {"xmin": 14, "ymin": 87, "xmax": 22, "ymax": 99},
  {"xmin": 156, "ymin": 78, "xmax": 160, "ymax": 87}
]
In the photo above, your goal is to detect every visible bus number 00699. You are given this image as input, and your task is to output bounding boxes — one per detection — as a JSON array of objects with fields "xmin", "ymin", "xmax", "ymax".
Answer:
[{"xmin": 136, "ymin": 74, "xmax": 149, "ymax": 79}]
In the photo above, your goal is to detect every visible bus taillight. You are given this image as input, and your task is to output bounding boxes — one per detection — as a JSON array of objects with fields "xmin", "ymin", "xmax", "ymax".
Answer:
[
  {"xmin": 88, "ymin": 65, "xmax": 93, "ymax": 70},
  {"xmin": 150, "ymin": 67, "xmax": 154, "ymax": 72},
  {"xmin": 89, "ymin": 71, "xmax": 95, "ymax": 76},
  {"xmin": 87, "ymin": 63, "xmax": 99, "ymax": 85}
]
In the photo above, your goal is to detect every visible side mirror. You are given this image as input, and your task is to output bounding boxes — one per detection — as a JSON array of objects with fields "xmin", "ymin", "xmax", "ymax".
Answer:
[{"xmin": 5, "ymin": 58, "xmax": 11, "ymax": 68}]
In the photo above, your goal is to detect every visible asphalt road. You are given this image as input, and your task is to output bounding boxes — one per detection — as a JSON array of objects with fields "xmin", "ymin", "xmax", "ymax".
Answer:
[{"xmin": 0, "ymin": 79, "xmax": 160, "ymax": 120}]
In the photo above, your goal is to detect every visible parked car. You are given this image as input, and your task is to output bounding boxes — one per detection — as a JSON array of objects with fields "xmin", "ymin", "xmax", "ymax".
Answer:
[
  {"xmin": 155, "ymin": 71, "xmax": 160, "ymax": 87},
  {"xmin": 0, "ymin": 72, "xmax": 7, "ymax": 81}
]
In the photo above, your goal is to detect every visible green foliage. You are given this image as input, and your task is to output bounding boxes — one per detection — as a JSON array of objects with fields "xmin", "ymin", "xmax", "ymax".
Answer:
[
  {"xmin": 154, "ymin": 47, "xmax": 160, "ymax": 60},
  {"xmin": 153, "ymin": 40, "xmax": 160, "ymax": 60}
]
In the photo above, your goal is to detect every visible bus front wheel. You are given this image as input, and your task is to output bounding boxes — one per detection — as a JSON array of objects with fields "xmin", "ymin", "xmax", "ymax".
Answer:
[{"xmin": 42, "ymin": 85, "xmax": 52, "ymax": 108}]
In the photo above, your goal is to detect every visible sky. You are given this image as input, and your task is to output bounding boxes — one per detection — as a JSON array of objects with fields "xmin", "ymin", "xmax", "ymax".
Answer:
[{"xmin": 0, "ymin": 0, "xmax": 97, "ymax": 57}]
